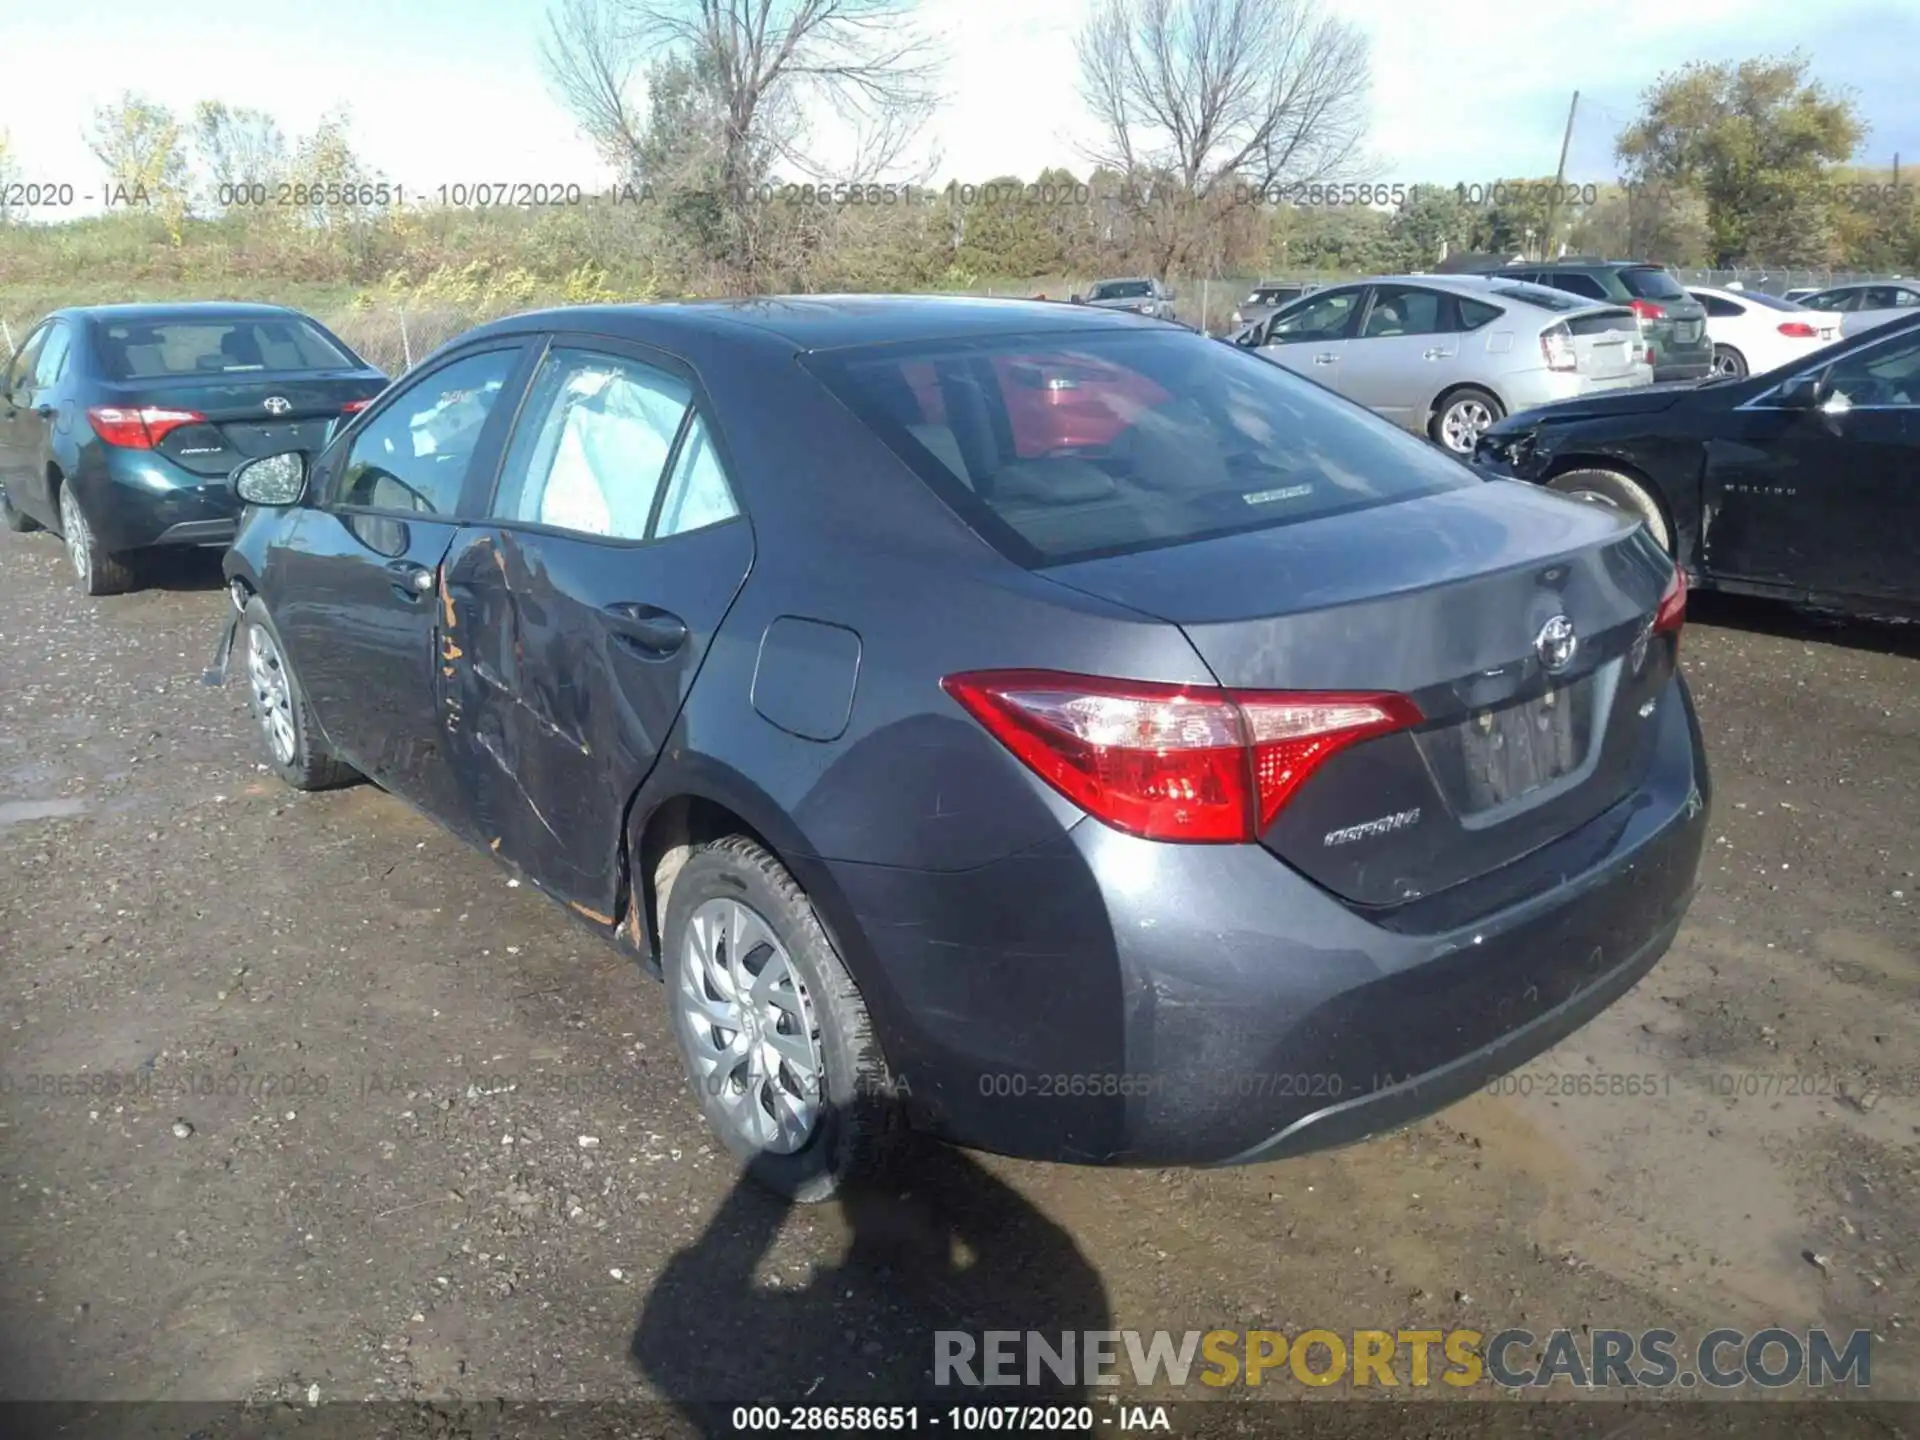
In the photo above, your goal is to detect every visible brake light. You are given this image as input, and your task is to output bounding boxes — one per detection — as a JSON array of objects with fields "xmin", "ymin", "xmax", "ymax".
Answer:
[
  {"xmin": 940, "ymin": 670, "xmax": 1422, "ymax": 843},
  {"xmin": 1540, "ymin": 323, "xmax": 1577, "ymax": 372},
  {"xmin": 86, "ymin": 406, "xmax": 206, "ymax": 449},
  {"xmin": 342, "ymin": 397, "xmax": 374, "ymax": 413},
  {"xmin": 1629, "ymin": 299, "xmax": 1667, "ymax": 321},
  {"xmin": 1777, "ymin": 321, "xmax": 1819, "ymax": 339},
  {"xmin": 1654, "ymin": 566, "xmax": 1687, "ymax": 642}
]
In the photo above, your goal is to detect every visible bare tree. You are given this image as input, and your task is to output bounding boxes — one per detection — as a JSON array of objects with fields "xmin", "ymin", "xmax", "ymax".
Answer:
[
  {"xmin": 192, "ymin": 102, "xmax": 288, "ymax": 213},
  {"xmin": 542, "ymin": 0, "xmax": 941, "ymax": 281},
  {"xmin": 1076, "ymin": 0, "xmax": 1368, "ymax": 273}
]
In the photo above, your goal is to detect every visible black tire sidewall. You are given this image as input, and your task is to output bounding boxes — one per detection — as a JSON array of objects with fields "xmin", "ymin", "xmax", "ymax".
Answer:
[
  {"xmin": 1550, "ymin": 468, "xmax": 1673, "ymax": 553},
  {"xmin": 661, "ymin": 843, "xmax": 872, "ymax": 1200}
]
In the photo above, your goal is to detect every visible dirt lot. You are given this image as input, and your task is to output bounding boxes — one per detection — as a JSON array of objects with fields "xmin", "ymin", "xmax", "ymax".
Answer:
[{"xmin": 0, "ymin": 525, "xmax": 1915, "ymax": 1422}]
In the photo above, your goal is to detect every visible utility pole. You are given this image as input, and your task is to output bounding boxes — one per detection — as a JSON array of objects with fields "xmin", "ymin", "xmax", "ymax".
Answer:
[{"xmin": 1543, "ymin": 90, "xmax": 1580, "ymax": 260}]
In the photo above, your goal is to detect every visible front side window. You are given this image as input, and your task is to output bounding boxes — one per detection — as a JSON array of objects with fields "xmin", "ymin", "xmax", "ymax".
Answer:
[
  {"xmin": 1826, "ymin": 330, "xmax": 1920, "ymax": 408},
  {"xmin": 1267, "ymin": 289, "xmax": 1362, "ymax": 343},
  {"xmin": 1090, "ymin": 281, "xmax": 1153, "ymax": 301},
  {"xmin": 1801, "ymin": 290, "xmax": 1853, "ymax": 312},
  {"xmin": 807, "ymin": 327, "xmax": 1478, "ymax": 565},
  {"xmin": 332, "ymin": 348, "xmax": 517, "ymax": 515},
  {"xmin": 492, "ymin": 349, "xmax": 694, "ymax": 540}
]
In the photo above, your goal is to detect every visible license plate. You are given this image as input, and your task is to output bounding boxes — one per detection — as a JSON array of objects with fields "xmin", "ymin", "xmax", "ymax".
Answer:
[
  {"xmin": 1459, "ymin": 686, "xmax": 1585, "ymax": 810},
  {"xmin": 1676, "ymin": 321, "xmax": 1701, "ymax": 342}
]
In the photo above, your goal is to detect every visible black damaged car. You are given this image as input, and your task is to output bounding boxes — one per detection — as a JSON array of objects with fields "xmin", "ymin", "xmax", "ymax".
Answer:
[{"xmin": 1473, "ymin": 311, "xmax": 1920, "ymax": 621}]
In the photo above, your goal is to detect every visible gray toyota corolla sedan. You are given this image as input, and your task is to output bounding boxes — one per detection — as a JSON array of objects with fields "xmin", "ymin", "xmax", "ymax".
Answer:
[{"xmin": 216, "ymin": 295, "xmax": 1708, "ymax": 1199}]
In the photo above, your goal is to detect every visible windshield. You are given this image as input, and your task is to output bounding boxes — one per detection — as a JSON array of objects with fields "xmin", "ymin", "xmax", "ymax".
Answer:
[
  {"xmin": 1620, "ymin": 267, "xmax": 1689, "ymax": 301},
  {"xmin": 94, "ymin": 317, "xmax": 356, "ymax": 380},
  {"xmin": 1090, "ymin": 281, "xmax": 1153, "ymax": 300},
  {"xmin": 805, "ymin": 328, "xmax": 1477, "ymax": 566}
]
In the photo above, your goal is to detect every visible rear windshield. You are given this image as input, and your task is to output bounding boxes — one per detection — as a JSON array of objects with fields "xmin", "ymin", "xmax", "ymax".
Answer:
[
  {"xmin": 1618, "ymin": 267, "xmax": 1689, "ymax": 301},
  {"xmin": 1739, "ymin": 290, "xmax": 1806, "ymax": 311},
  {"xmin": 93, "ymin": 317, "xmax": 355, "ymax": 380},
  {"xmin": 1488, "ymin": 283, "xmax": 1582, "ymax": 312},
  {"xmin": 1090, "ymin": 281, "xmax": 1153, "ymax": 300},
  {"xmin": 805, "ymin": 329, "xmax": 1478, "ymax": 566}
]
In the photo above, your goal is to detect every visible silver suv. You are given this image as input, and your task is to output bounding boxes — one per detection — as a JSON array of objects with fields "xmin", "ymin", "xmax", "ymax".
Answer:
[
  {"xmin": 1074, "ymin": 277, "xmax": 1176, "ymax": 321},
  {"xmin": 1241, "ymin": 275, "xmax": 1653, "ymax": 454}
]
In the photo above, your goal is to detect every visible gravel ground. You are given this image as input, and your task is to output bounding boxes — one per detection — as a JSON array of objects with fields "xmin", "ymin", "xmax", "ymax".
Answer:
[{"xmin": 0, "ymin": 527, "xmax": 1915, "ymax": 1423}]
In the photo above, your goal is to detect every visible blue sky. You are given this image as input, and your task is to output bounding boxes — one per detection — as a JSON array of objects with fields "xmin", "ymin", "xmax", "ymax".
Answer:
[{"xmin": 3, "ymin": 0, "xmax": 1917, "ymax": 214}]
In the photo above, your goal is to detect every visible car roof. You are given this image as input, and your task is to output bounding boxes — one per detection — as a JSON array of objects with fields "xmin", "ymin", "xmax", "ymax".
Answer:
[
  {"xmin": 56, "ymin": 301, "xmax": 310, "ymax": 324},
  {"xmin": 464, "ymin": 294, "xmax": 1173, "ymax": 352},
  {"xmin": 1305, "ymin": 273, "xmax": 1599, "ymax": 304}
]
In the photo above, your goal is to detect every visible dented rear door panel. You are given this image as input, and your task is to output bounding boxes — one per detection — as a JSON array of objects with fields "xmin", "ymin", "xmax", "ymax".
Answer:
[{"xmin": 438, "ymin": 518, "xmax": 755, "ymax": 918}]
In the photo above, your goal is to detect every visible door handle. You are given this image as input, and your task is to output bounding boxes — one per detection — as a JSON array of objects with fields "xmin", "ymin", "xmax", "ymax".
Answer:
[
  {"xmin": 1422, "ymin": 348, "xmax": 1449, "ymax": 360},
  {"xmin": 1312, "ymin": 353, "xmax": 1337, "ymax": 365},
  {"xmin": 34, "ymin": 404, "xmax": 55, "ymax": 419},
  {"xmin": 603, "ymin": 602, "xmax": 688, "ymax": 659},
  {"xmin": 387, "ymin": 561, "xmax": 435, "ymax": 602}
]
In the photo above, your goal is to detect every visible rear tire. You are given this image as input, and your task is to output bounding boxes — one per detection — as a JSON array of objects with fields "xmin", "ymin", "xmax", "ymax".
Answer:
[
  {"xmin": 57, "ymin": 484, "xmax": 137, "ymax": 595},
  {"xmin": 663, "ymin": 835, "xmax": 902, "ymax": 1202},
  {"xmin": 1711, "ymin": 345, "xmax": 1748, "ymax": 379},
  {"xmin": 0, "ymin": 483, "xmax": 39, "ymax": 532},
  {"xmin": 1548, "ymin": 467, "xmax": 1674, "ymax": 554},
  {"xmin": 240, "ymin": 596, "xmax": 360, "ymax": 791},
  {"xmin": 1429, "ymin": 387, "xmax": 1505, "ymax": 455}
]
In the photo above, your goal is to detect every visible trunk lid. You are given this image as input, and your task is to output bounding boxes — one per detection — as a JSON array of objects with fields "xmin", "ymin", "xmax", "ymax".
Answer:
[
  {"xmin": 1563, "ymin": 305, "xmax": 1646, "ymax": 382},
  {"xmin": 97, "ymin": 372, "xmax": 387, "ymax": 477},
  {"xmin": 1040, "ymin": 480, "xmax": 1680, "ymax": 907}
]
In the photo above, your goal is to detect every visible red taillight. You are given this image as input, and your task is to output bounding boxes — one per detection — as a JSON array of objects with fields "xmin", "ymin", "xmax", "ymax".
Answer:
[
  {"xmin": 1645, "ymin": 346, "xmax": 1656, "ymax": 366},
  {"xmin": 342, "ymin": 397, "xmax": 373, "ymax": 413},
  {"xmin": 1654, "ymin": 566, "xmax": 1687, "ymax": 642},
  {"xmin": 86, "ymin": 406, "xmax": 206, "ymax": 449},
  {"xmin": 1777, "ymin": 321, "xmax": 1818, "ymax": 339},
  {"xmin": 939, "ymin": 670, "xmax": 1422, "ymax": 843},
  {"xmin": 1629, "ymin": 299, "xmax": 1667, "ymax": 321}
]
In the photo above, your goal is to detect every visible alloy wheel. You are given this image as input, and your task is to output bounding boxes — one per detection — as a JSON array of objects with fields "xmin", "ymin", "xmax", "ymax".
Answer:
[
  {"xmin": 676, "ymin": 896, "xmax": 824, "ymax": 1155},
  {"xmin": 1441, "ymin": 399, "xmax": 1495, "ymax": 453},
  {"xmin": 246, "ymin": 623, "xmax": 298, "ymax": 765},
  {"xmin": 58, "ymin": 488, "xmax": 90, "ymax": 588}
]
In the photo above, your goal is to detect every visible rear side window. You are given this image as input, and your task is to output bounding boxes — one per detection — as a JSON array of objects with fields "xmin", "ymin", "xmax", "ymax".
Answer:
[
  {"xmin": 1741, "ymin": 291, "xmax": 1806, "ymax": 312},
  {"xmin": 806, "ymin": 329, "xmax": 1478, "ymax": 566},
  {"xmin": 1619, "ymin": 267, "xmax": 1689, "ymax": 301},
  {"xmin": 1488, "ymin": 284, "xmax": 1582, "ymax": 312},
  {"xmin": 1696, "ymin": 294, "xmax": 1744, "ymax": 318},
  {"xmin": 1545, "ymin": 272, "xmax": 1610, "ymax": 301},
  {"xmin": 95, "ymin": 317, "xmax": 354, "ymax": 380},
  {"xmin": 1457, "ymin": 298, "xmax": 1503, "ymax": 330}
]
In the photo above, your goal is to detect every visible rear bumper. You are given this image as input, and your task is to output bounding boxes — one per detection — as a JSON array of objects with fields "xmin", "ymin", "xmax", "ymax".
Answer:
[
  {"xmin": 72, "ymin": 451, "xmax": 241, "ymax": 551},
  {"xmin": 819, "ymin": 671, "xmax": 1709, "ymax": 1166}
]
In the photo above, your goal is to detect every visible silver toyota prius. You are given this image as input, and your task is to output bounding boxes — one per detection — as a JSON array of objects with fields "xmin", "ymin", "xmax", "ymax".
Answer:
[{"xmin": 1237, "ymin": 274, "xmax": 1654, "ymax": 454}]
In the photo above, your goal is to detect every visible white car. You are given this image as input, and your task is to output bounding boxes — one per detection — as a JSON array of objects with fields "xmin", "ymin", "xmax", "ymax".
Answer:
[
  {"xmin": 1688, "ymin": 287, "xmax": 1840, "ymax": 378},
  {"xmin": 1797, "ymin": 280, "xmax": 1920, "ymax": 338}
]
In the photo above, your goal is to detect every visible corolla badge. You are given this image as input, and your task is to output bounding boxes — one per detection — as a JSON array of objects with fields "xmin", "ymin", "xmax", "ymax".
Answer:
[
  {"xmin": 1535, "ymin": 614, "xmax": 1578, "ymax": 673},
  {"xmin": 263, "ymin": 396, "xmax": 293, "ymax": 415}
]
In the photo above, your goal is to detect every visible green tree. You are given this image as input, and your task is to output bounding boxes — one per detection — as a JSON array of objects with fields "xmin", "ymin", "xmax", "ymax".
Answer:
[
  {"xmin": 85, "ymin": 93, "xmax": 191, "ymax": 234},
  {"xmin": 1616, "ymin": 53, "xmax": 1862, "ymax": 266},
  {"xmin": 1384, "ymin": 184, "xmax": 1472, "ymax": 269}
]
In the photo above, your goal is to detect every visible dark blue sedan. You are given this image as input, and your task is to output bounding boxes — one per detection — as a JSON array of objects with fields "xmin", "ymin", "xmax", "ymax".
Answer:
[
  {"xmin": 0, "ymin": 302, "xmax": 386, "ymax": 593},
  {"xmin": 214, "ymin": 296, "xmax": 1709, "ymax": 1200}
]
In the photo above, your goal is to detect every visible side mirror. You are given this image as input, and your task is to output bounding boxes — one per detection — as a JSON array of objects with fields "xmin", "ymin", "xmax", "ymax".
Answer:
[
  {"xmin": 1774, "ymin": 370, "xmax": 1830, "ymax": 410},
  {"xmin": 232, "ymin": 450, "xmax": 309, "ymax": 507}
]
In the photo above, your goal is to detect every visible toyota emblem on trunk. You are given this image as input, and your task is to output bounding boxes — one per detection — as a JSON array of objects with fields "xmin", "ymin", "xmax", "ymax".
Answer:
[
  {"xmin": 1536, "ymin": 615, "xmax": 1578, "ymax": 673},
  {"xmin": 263, "ymin": 396, "xmax": 292, "ymax": 415}
]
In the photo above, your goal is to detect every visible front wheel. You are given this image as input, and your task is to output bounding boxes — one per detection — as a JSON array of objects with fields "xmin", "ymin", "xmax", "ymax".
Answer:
[
  {"xmin": 240, "ymin": 597, "xmax": 360, "ymax": 791},
  {"xmin": 1430, "ymin": 387, "xmax": 1505, "ymax": 455},
  {"xmin": 1548, "ymin": 467, "xmax": 1674, "ymax": 554},
  {"xmin": 663, "ymin": 836, "xmax": 902, "ymax": 1202}
]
